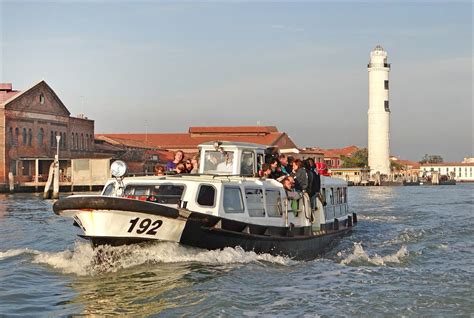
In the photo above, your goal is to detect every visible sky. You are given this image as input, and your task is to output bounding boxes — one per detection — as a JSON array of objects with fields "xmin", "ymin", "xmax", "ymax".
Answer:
[{"xmin": 1, "ymin": 1, "xmax": 472, "ymax": 162}]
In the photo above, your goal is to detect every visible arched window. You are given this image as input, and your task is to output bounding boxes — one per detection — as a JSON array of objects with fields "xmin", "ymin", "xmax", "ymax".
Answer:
[
  {"xmin": 38, "ymin": 128, "xmax": 44, "ymax": 146},
  {"xmin": 50, "ymin": 131, "xmax": 54, "ymax": 147},
  {"xmin": 90, "ymin": 135, "xmax": 94, "ymax": 150},
  {"xmin": 8, "ymin": 127, "xmax": 13, "ymax": 146},
  {"xmin": 15, "ymin": 127, "xmax": 19, "ymax": 145},
  {"xmin": 81, "ymin": 133, "xmax": 84, "ymax": 150},
  {"xmin": 39, "ymin": 93, "xmax": 45, "ymax": 104},
  {"xmin": 62, "ymin": 132, "xmax": 67, "ymax": 149},
  {"xmin": 28, "ymin": 128, "xmax": 33, "ymax": 146},
  {"xmin": 85, "ymin": 134, "xmax": 89, "ymax": 150},
  {"xmin": 75, "ymin": 133, "xmax": 79, "ymax": 149},
  {"xmin": 71, "ymin": 133, "xmax": 75, "ymax": 149},
  {"xmin": 22, "ymin": 128, "xmax": 27, "ymax": 145}
]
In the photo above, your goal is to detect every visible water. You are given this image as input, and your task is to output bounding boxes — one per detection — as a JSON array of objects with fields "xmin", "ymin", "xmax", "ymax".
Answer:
[{"xmin": 0, "ymin": 185, "xmax": 473, "ymax": 316}]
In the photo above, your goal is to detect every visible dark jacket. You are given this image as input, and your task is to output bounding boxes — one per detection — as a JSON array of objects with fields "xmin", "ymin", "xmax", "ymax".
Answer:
[{"xmin": 292, "ymin": 168, "xmax": 308, "ymax": 192}]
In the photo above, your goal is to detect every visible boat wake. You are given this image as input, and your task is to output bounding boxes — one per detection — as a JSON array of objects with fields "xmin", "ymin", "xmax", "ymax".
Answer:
[
  {"xmin": 1, "ymin": 241, "xmax": 295, "ymax": 276},
  {"xmin": 339, "ymin": 242, "xmax": 409, "ymax": 266}
]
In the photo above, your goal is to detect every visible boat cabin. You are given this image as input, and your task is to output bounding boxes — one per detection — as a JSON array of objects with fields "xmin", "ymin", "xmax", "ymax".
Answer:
[{"xmin": 198, "ymin": 141, "xmax": 266, "ymax": 176}]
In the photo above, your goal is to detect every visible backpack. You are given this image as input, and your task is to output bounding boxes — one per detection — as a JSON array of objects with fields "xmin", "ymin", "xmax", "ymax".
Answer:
[{"xmin": 306, "ymin": 170, "xmax": 320, "ymax": 197}]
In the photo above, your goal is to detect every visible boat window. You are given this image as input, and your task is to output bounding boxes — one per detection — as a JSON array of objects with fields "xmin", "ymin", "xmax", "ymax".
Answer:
[
  {"xmin": 102, "ymin": 183, "xmax": 116, "ymax": 196},
  {"xmin": 197, "ymin": 184, "xmax": 216, "ymax": 207},
  {"xmin": 241, "ymin": 151, "xmax": 255, "ymax": 176},
  {"xmin": 124, "ymin": 184, "xmax": 184, "ymax": 203},
  {"xmin": 245, "ymin": 188, "xmax": 265, "ymax": 217},
  {"xmin": 223, "ymin": 187, "xmax": 244, "ymax": 213},
  {"xmin": 265, "ymin": 189, "xmax": 282, "ymax": 217},
  {"xmin": 330, "ymin": 188, "xmax": 334, "ymax": 205},
  {"xmin": 203, "ymin": 150, "xmax": 235, "ymax": 174},
  {"xmin": 125, "ymin": 185, "xmax": 152, "ymax": 196}
]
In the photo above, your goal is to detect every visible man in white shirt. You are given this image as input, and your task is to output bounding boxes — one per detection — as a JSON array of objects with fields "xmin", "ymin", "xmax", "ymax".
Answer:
[{"xmin": 216, "ymin": 152, "xmax": 233, "ymax": 173}]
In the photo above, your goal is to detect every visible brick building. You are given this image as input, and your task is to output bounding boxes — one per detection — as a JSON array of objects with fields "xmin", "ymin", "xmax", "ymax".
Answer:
[
  {"xmin": 0, "ymin": 80, "xmax": 95, "ymax": 186},
  {"xmin": 97, "ymin": 126, "xmax": 298, "ymax": 154}
]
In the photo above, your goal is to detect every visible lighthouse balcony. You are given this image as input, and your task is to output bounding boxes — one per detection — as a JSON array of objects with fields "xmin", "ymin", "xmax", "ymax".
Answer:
[{"xmin": 367, "ymin": 63, "xmax": 391, "ymax": 68}]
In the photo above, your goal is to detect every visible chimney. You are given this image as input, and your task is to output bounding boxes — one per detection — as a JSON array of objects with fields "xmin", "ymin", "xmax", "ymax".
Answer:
[{"xmin": 0, "ymin": 83, "xmax": 13, "ymax": 91}]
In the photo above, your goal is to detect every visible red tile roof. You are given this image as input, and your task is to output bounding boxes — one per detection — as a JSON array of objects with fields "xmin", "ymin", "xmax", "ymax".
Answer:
[
  {"xmin": 421, "ymin": 162, "xmax": 474, "ymax": 167},
  {"xmin": 307, "ymin": 145, "xmax": 359, "ymax": 158},
  {"xmin": 97, "ymin": 126, "xmax": 295, "ymax": 152},
  {"xmin": 97, "ymin": 132, "xmax": 287, "ymax": 150},
  {"xmin": 189, "ymin": 126, "xmax": 278, "ymax": 134},
  {"xmin": 392, "ymin": 159, "xmax": 421, "ymax": 169},
  {"xmin": 0, "ymin": 83, "xmax": 13, "ymax": 90}
]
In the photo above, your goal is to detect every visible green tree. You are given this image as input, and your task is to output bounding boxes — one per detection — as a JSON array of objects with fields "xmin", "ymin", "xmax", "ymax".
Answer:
[
  {"xmin": 419, "ymin": 154, "xmax": 444, "ymax": 164},
  {"xmin": 341, "ymin": 148, "xmax": 368, "ymax": 168}
]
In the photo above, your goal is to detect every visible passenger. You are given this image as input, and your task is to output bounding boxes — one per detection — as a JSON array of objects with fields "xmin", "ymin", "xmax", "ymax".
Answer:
[
  {"xmin": 166, "ymin": 150, "xmax": 184, "ymax": 171},
  {"xmin": 269, "ymin": 158, "xmax": 283, "ymax": 179},
  {"xmin": 205, "ymin": 152, "xmax": 220, "ymax": 171},
  {"xmin": 154, "ymin": 164, "xmax": 165, "ymax": 176},
  {"xmin": 279, "ymin": 154, "xmax": 290, "ymax": 175},
  {"xmin": 261, "ymin": 163, "xmax": 272, "ymax": 178},
  {"xmin": 184, "ymin": 159, "xmax": 194, "ymax": 173},
  {"xmin": 175, "ymin": 163, "xmax": 187, "ymax": 174},
  {"xmin": 216, "ymin": 152, "xmax": 233, "ymax": 173},
  {"xmin": 190, "ymin": 155, "xmax": 199, "ymax": 174},
  {"xmin": 291, "ymin": 159, "xmax": 308, "ymax": 192},
  {"xmin": 304, "ymin": 158, "xmax": 320, "ymax": 209},
  {"xmin": 281, "ymin": 176, "xmax": 302, "ymax": 201},
  {"xmin": 287, "ymin": 156, "xmax": 295, "ymax": 174}
]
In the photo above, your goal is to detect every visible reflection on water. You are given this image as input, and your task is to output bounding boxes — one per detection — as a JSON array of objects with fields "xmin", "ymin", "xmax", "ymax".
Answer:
[{"xmin": 70, "ymin": 263, "xmax": 195, "ymax": 315}]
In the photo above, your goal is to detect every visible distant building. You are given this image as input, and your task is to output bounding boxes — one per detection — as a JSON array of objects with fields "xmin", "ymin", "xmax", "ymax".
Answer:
[
  {"xmin": 279, "ymin": 147, "xmax": 324, "ymax": 163},
  {"xmin": 0, "ymin": 81, "xmax": 99, "ymax": 188},
  {"xmin": 420, "ymin": 162, "xmax": 474, "ymax": 182},
  {"xmin": 329, "ymin": 167, "xmax": 370, "ymax": 185},
  {"xmin": 97, "ymin": 126, "xmax": 298, "ymax": 154},
  {"xmin": 95, "ymin": 136, "xmax": 173, "ymax": 174},
  {"xmin": 306, "ymin": 146, "xmax": 359, "ymax": 168},
  {"xmin": 390, "ymin": 157, "xmax": 421, "ymax": 181}
]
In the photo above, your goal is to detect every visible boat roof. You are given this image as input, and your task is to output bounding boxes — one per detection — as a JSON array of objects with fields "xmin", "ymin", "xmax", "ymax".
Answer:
[
  {"xmin": 199, "ymin": 141, "xmax": 268, "ymax": 149},
  {"xmin": 109, "ymin": 174, "xmax": 347, "ymax": 187},
  {"xmin": 112, "ymin": 174, "xmax": 284, "ymax": 186}
]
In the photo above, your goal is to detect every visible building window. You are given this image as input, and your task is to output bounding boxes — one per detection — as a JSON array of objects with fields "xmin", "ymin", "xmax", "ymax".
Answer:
[
  {"xmin": 15, "ymin": 127, "xmax": 19, "ymax": 145},
  {"xmin": 75, "ymin": 133, "xmax": 79, "ymax": 149},
  {"xmin": 39, "ymin": 93, "xmax": 45, "ymax": 104},
  {"xmin": 38, "ymin": 128, "xmax": 44, "ymax": 146},
  {"xmin": 62, "ymin": 132, "xmax": 67, "ymax": 149},
  {"xmin": 8, "ymin": 127, "xmax": 13, "ymax": 146},
  {"xmin": 384, "ymin": 100, "xmax": 390, "ymax": 112},
  {"xmin": 90, "ymin": 135, "xmax": 94, "ymax": 149},
  {"xmin": 81, "ymin": 133, "xmax": 84, "ymax": 150},
  {"xmin": 50, "ymin": 131, "xmax": 54, "ymax": 147},
  {"xmin": 28, "ymin": 128, "xmax": 33, "ymax": 146},
  {"xmin": 22, "ymin": 128, "xmax": 27, "ymax": 145},
  {"xmin": 384, "ymin": 80, "xmax": 389, "ymax": 90},
  {"xmin": 71, "ymin": 133, "xmax": 75, "ymax": 149}
]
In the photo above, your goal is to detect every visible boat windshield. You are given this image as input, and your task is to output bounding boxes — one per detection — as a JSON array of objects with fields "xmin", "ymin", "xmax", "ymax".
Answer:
[
  {"xmin": 123, "ymin": 184, "xmax": 185, "ymax": 204},
  {"xmin": 203, "ymin": 150, "xmax": 235, "ymax": 174}
]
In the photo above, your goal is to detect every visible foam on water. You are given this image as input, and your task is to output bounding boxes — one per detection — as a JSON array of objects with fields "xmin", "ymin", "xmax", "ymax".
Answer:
[
  {"xmin": 2, "ymin": 241, "xmax": 296, "ymax": 276},
  {"xmin": 0, "ymin": 248, "xmax": 40, "ymax": 260},
  {"xmin": 339, "ymin": 242, "xmax": 409, "ymax": 266}
]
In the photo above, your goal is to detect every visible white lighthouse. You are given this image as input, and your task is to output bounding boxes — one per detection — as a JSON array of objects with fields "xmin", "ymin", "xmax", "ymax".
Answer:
[{"xmin": 368, "ymin": 45, "xmax": 391, "ymax": 176}]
